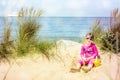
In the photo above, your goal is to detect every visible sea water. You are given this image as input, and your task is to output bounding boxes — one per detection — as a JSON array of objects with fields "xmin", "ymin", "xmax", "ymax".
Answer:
[{"xmin": 0, "ymin": 17, "xmax": 108, "ymax": 42}]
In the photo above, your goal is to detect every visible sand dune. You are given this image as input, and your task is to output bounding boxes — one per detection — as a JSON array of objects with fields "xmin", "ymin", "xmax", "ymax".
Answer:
[{"xmin": 0, "ymin": 40, "xmax": 120, "ymax": 80}]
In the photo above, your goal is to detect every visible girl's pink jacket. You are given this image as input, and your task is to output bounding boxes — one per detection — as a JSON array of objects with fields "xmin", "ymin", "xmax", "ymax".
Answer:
[{"xmin": 80, "ymin": 43, "xmax": 98, "ymax": 59}]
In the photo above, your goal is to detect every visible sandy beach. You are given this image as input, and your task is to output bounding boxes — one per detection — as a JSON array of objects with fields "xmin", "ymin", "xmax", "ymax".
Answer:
[{"xmin": 0, "ymin": 40, "xmax": 120, "ymax": 80}]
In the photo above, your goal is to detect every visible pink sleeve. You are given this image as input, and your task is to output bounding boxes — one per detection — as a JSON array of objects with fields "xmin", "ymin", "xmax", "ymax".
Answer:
[
  {"xmin": 93, "ymin": 44, "xmax": 98, "ymax": 58},
  {"xmin": 80, "ymin": 45, "xmax": 84, "ymax": 57}
]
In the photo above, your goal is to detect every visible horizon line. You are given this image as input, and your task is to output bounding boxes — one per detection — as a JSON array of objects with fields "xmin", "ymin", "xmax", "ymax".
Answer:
[{"xmin": 0, "ymin": 16, "xmax": 112, "ymax": 18}]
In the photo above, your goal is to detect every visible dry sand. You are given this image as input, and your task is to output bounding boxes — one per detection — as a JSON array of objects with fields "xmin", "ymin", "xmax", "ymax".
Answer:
[{"xmin": 0, "ymin": 40, "xmax": 120, "ymax": 80}]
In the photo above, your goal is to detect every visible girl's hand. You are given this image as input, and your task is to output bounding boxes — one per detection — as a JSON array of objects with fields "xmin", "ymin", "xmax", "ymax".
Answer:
[
  {"xmin": 87, "ymin": 56, "xmax": 94, "ymax": 61},
  {"xmin": 82, "ymin": 57, "xmax": 87, "ymax": 61},
  {"xmin": 83, "ymin": 57, "xmax": 89, "ymax": 62},
  {"xmin": 81, "ymin": 56, "xmax": 85, "ymax": 60}
]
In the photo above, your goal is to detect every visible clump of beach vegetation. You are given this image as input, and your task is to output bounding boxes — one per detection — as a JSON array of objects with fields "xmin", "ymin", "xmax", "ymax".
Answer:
[
  {"xmin": 16, "ymin": 7, "xmax": 42, "ymax": 55},
  {"xmin": 0, "ymin": 7, "xmax": 55, "ymax": 61},
  {"xmin": 0, "ymin": 19, "xmax": 13, "ymax": 62},
  {"xmin": 91, "ymin": 8, "xmax": 120, "ymax": 53}
]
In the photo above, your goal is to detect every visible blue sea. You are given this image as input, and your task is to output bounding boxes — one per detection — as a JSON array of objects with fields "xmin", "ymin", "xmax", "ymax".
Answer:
[{"xmin": 0, "ymin": 17, "xmax": 108, "ymax": 41}]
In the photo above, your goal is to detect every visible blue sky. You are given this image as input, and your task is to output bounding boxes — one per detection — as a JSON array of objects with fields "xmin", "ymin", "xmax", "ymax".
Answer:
[{"xmin": 0, "ymin": 0, "xmax": 120, "ymax": 17}]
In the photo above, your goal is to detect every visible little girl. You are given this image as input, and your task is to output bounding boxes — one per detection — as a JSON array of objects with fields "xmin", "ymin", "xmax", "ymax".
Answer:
[{"xmin": 71, "ymin": 33, "xmax": 99, "ymax": 72}]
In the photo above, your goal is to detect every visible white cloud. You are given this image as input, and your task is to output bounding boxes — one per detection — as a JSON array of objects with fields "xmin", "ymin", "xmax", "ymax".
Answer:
[
  {"xmin": 62, "ymin": 0, "xmax": 91, "ymax": 16},
  {"xmin": 40, "ymin": 0, "xmax": 63, "ymax": 16},
  {"xmin": 102, "ymin": 0, "xmax": 111, "ymax": 9},
  {"xmin": 66, "ymin": 0, "xmax": 81, "ymax": 9},
  {"xmin": 0, "ymin": 0, "xmax": 120, "ymax": 17},
  {"xmin": 40, "ymin": 0, "xmax": 91, "ymax": 16},
  {"xmin": 3, "ymin": 0, "xmax": 28, "ymax": 16},
  {"xmin": 7, "ymin": 11, "xmax": 18, "ymax": 16},
  {"xmin": 66, "ymin": 0, "xmax": 90, "ymax": 9}
]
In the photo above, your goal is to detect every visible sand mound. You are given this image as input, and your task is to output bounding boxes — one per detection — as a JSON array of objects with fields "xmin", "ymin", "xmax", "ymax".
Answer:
[{"xmin": 0, "ymin": 40, "xmax": 120, "ymax": 80}]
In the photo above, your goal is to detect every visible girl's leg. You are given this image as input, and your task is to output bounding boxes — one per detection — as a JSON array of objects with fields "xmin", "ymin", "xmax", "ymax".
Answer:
[
  {"xmin": 70, "ymin": 63, "xmax": 81, "ymax": 72},
  {"xmin": 87, "ymin": 63, "xmax": 93, "ymax": 70},
  {"xmin": 81, "ymin": 60, "xmax": 94, "ymax": 73},
  {"xmin": 85, "ymin": 60, "xmax": 94, "ymax": 72},
  {"xmin": 76, "ymin": 62, "xmax": 82, "ymax": 71},
  {"xmin": 70, "ymin": 60, "xmax": 83, "ymax": 72}
]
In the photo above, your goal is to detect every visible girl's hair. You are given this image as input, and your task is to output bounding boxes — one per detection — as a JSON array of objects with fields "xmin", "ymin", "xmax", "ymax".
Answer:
[{"xmin": 86, "ymin": 33, "xmax": 94, "ymax": 40}]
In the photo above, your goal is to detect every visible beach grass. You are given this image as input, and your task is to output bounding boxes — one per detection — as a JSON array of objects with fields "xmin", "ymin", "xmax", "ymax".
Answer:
[
  {"xmin": 91, "ymin": 8, "xmax": 120, "ymax": 54},
  {"xmin": 16, "ymin": 7, "xmax": 42, "ymax": 55},
  {"xmin": 0, "ymin": 21, "xmax": 13, "ymax": 62},
  {"xmin": 33, "ymin": 40, "xmax": 56, "ymax": 59},
  {"xmin": 0, "ymin": 7, "xmax": 56, "ymax": 61}
]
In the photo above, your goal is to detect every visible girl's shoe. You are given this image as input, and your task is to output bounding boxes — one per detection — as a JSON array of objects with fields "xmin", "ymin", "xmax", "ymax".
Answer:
[{"xmin": 81, "ymin": 66, "xmax": 91, "ymax": 73}]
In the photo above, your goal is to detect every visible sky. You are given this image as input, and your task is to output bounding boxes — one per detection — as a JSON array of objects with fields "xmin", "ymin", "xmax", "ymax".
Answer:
[{"xmin": 0, "ymin": 0, "xmax": 120, "ymax": 17}]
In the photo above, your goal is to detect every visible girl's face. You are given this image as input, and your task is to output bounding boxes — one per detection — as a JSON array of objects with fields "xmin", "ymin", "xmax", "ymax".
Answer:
[{"xmin": 85, "ymin": 35, "xmax": 93, "ymax": 45}]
